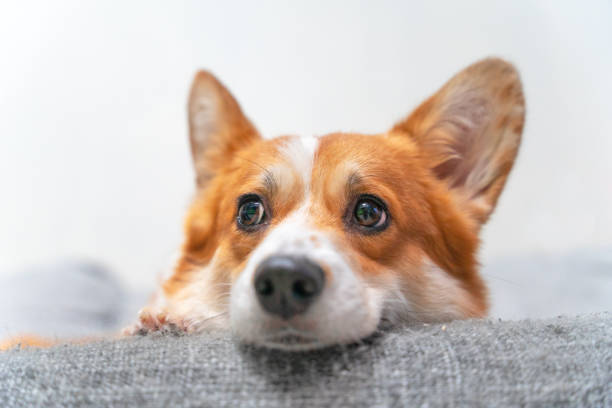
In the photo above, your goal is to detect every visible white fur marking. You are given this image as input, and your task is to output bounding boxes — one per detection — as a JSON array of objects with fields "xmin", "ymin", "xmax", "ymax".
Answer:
[
  {"xmin": 278, "ymin": 135, "xmax": 319, "ymax": 192},
  {"xmin": 419, "ymin": 259, "xmax": 475, "ymax": 320}
]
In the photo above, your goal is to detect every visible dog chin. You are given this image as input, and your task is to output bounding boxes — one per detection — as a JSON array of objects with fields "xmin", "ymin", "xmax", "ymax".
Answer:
[
  {"xmin": 243, "ymin": 324, "xmax": 381, "ymax": 351},
  {"xmin": 229, "ymin": 298, "xmax": 384, "ymax": 350},
  {"xmin": 258, "ymin": 329, "xmax": 326, "ymax": 351}
]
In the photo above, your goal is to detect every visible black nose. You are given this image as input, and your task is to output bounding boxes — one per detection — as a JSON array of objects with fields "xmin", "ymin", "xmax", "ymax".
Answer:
[{"xmin": 254, "ymin": 256, "xmax": 325, "ymax": 319}]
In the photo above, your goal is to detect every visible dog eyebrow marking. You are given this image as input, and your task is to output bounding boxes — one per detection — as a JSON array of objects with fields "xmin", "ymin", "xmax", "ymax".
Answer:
[
  {"xmin": 323, "ymin": 159, "xmax": 363, "ymax": 201},
  {"xmin": 346, "ymin": 171, "xmax": 362, "ymax": 197},
  {"xmin": 262, "ymin": 169, "xmax": 278, "ymax": 197}
]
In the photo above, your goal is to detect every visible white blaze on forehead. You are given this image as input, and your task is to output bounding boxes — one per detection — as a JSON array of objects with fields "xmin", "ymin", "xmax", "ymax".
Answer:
[{"xmin": 278, "ymin": 135, "xmax": 320, "ymax": 191}]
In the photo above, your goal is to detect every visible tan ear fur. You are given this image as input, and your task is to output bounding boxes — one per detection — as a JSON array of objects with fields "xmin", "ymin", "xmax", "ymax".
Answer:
[
  {"xmin": 188, "ymin": 71, "xmax": 260, "ymax": 187},
  {"xmin": 392, "ymin": 58, "xmax": 525, "ymax": 224}
]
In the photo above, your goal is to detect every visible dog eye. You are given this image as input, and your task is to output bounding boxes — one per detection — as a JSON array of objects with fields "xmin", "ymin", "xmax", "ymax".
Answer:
[
  {"xmin": 353, "ymin": 197, "xmax": 388, "ymax": 229},
  {"xmin": 237, "ymin": 197, "xmax": 266, "ymax": 229}
]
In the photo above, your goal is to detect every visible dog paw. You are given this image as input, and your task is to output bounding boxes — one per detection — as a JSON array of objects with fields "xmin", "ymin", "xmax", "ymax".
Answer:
[{"xmin": 122, "ymin": 309, "xmax": 188, "ymax": 336}]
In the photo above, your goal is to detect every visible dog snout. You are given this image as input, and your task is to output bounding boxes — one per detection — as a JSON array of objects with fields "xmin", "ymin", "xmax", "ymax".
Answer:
[{"xmin": 254, "ymin": 255, "xmax": 325, "ymax": 319}]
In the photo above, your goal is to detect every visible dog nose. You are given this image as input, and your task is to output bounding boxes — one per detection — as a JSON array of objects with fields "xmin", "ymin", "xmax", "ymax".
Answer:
[{"xmin": 254, "ymin": 255, "xmax": 325, "ymax": 319}]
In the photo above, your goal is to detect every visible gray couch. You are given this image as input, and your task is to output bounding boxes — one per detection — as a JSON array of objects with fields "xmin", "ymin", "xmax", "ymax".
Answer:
[{"xmin": 1, "ymin": 314, "xmax": 610, "ymax": 407}]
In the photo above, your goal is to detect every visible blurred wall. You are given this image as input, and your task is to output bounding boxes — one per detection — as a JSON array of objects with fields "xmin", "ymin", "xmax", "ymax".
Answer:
[{"xmin": 1, "ymin": 1, "xmax": 610, "ymax": 289}]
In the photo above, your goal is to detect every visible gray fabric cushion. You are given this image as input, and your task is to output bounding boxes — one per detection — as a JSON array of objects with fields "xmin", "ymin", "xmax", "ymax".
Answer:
[
  {"xmin": 1, "ymin": 313, "xmax": 610, "ymax": 407},
  {"xmin": 0, "ymin": 260, "xmax": 126, "ymax": 338},
  {"xmin": 484, "ymin": 248, "xmax": 612, "ymax": 319}
]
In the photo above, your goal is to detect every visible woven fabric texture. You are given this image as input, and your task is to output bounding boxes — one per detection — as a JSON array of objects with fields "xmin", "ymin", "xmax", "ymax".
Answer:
[{"xmin": 1, "ymin": 313, "xmax": 610, "ymax": 407}]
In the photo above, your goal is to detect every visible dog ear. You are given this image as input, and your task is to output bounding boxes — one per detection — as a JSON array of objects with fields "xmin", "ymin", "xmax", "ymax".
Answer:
[
  {"xmin": 188, "ymin": 71, "xmax": 260, "ymax": 187},
  {"xmin": 392, "ymin": 58, "xmax": 525, "ymax": 224}
]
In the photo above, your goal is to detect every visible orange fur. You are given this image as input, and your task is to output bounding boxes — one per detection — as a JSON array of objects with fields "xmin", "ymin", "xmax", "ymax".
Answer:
[
  {"xmin": 0, "ymin": 335, "xmax": 101, "ymax": 351},
  {"xmin": 0, "ymin": 335, "xmax": 54, "ymax": 351}
]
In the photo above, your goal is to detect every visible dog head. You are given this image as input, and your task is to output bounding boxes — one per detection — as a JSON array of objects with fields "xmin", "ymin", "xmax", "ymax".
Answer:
[{"xmin": 147, "ymin": 58, "xmax": 524, "ymax": 349}]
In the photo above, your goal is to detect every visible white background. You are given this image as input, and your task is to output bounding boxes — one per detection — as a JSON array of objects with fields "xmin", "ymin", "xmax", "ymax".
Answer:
[{"xmin": 1, "ymin": 1, "xmax": 611, "ymax": 291}]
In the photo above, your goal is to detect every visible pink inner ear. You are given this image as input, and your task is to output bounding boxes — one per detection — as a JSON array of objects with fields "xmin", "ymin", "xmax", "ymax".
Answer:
[
  {"xmin": 433, "ymin": 157, "xmax": 464, "ymax": 187},
  {"xmin": 430, "ymin": 94, "xmax": 491, "ymax": 190}
]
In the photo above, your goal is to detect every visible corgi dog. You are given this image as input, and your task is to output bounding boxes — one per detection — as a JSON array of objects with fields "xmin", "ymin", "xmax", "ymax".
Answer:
[
  {"xmin": 1, "ymin": 58, "xmax": 524, "ymax": 351},
  {"xmin": 124, "ymin": 57, "xmax": 525, "ymax": 350}
]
